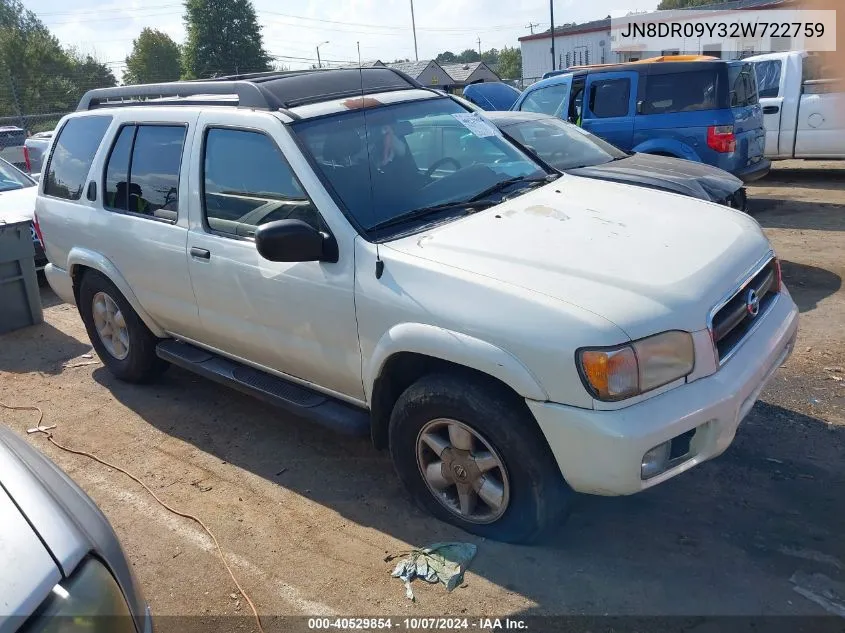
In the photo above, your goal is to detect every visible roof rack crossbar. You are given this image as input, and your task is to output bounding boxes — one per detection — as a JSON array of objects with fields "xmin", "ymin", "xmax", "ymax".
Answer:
[{"xmin": 77, "ymin": 81, "xmax": 281, "ymax": 111}]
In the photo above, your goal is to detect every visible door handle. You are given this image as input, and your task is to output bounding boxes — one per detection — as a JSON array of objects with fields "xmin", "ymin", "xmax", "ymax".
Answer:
[
  {"xmin": 763, "ymin": 105, "xmax": 779, "ymax": 114},
  {"xmin": 190, "ymin": 247, "xmax": 210, "ymax": 260}
]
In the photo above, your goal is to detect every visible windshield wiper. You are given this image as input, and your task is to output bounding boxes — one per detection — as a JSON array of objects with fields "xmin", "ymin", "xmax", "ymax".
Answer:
[
  {"xmin": 369, "ymin": 199, "xmax": 493, "ymax": 232},
  {"xmin": 468, "ymin": 174, "xmax": 557, "ymax": 203}
]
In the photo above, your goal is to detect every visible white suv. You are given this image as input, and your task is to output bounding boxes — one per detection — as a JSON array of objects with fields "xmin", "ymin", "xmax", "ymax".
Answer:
[{"xmin": 36, "ymin": 69, "xmax": 799, "ymax": 543}]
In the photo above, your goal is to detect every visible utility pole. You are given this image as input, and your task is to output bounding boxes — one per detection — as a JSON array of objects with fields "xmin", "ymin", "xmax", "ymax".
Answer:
[
  {"xmin": 477, "ymin": 36, "xmax": 481, "ymax": 56},
  {"xmin": 316, "ymin": 40, "xmax": 329, "ymax": 68},
  {"xmin": 549, "ymin": 0, "xmax": 556, "ymax": 71},
  {"xmin": 525, "ymin": 22, "xmax": 539, "ymax": 35},
  {"xmin": 410, "ymin": 0, "xmax": 419, "ymax": 61}
]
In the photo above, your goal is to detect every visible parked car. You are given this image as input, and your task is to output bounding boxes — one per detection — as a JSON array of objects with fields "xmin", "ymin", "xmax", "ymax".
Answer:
[
  {"xmin": 0, "ymin": 157, "xmax": 47, "ymax": 270},
  {"xmin": 0, "ymin": 425, "xmax": 151, "ymax": 632},
  {"xmin": 38, "ymin": 69, "xmax": 798, "ymax": 543},
  {"xmin": 462, "ymin": 82, "xmax": 521, "ymax": 111},
  {"xmin": 485, "ymin": 110, "xmax": 746, "ymax": 209},
  {"xmin": 746, "ymin": 51, "xmax": 844, "ymax": 160},
  {"xmin": 25, "ymin": 131, "xmax": 54, "ymax": 176},
  {"xmin": 0, "ymin": 125, "xmax": 29, "ymax": 172},
  {"xmin": 512, "ymin": 57, "xmax": 771, "ymax": 182}
]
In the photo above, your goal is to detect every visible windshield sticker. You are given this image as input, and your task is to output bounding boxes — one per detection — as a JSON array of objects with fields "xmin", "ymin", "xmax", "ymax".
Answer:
[{"xmin": 451, "ymin": 113, "xmax": 499, "ymax": 138}]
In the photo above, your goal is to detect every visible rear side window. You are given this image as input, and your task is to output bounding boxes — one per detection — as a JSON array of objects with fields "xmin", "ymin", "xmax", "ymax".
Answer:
[
  {"xmin": 103, "ymin": 125, "xmax": 186, "ymax": 221},
  {"xmin": 588, "ymin": 79, "xmax": 630, "ymax": 118},
  {"xmin": 728, "ymin": 63, "xmax": 758, "ymax": 106},
  {"xmin": 202, "ymin": 128, "xmax": 322, "ymax": 239},
  {"xmin": 519, "ymin": 84, "xmax": 570, "ymax": 116},
  {"xmin": 754, "ymin": 60, "xmax": 782, "ymax": 98},
  {"xmin": 642, "ymin": 71, "xmax": 718, "ymax": 114},
  {"xmin": 44, "ymin": 115, "xmax": 112, "ymax": 200}
]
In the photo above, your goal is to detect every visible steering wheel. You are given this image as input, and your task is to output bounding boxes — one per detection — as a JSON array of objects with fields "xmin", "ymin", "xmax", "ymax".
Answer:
[{"xmin": 426, "ymin": 157, "xmax": 461, "ymax": 178}]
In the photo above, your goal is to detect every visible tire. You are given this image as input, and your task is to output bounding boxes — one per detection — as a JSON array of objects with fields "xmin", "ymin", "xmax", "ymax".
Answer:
[
  {"xmin": 389, "ymin": 372, "xmax": 574, "ymax": 544},
  {"xmin": 78, "ymin": 270, "xmax": 168, "ymax": 383}
]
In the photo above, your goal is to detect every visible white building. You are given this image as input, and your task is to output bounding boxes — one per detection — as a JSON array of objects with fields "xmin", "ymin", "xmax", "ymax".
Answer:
[{"xmin": 519, "ymin": 0, "xmax": 797, "ymax": 85}]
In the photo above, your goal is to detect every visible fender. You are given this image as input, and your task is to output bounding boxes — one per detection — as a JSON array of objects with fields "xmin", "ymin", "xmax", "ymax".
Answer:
[
  {"xmin": 67, "ymin": 247, "xmax": 167, "ymax": 337},
  {"xmin": 632, "ymin": 138, "xmax": 701, "ymax": 162},
  {"xmin": 364, "ymin": 322, "xmax": 548, "ymax": 403}
]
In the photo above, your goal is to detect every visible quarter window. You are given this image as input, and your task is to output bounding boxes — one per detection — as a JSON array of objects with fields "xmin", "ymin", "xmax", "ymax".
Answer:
[
  {"xmin": 202, "ymin": 128, "xmax": 322, "ymax": 238},
  {"xmin": 103, "ymin": 124, "xmax": 186, "ymax": 221},
  {"xmin": 44, "ymin": 115, "xmax": 112, "ymax": 200},
  {"xmin": 588, "ymin": 79, "xmax": 630, "ymax": 118}
]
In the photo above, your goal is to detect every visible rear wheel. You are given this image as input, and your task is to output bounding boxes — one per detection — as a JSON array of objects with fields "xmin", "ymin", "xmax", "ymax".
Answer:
[
  {"xmin": 78, "ymin": 270, "xmax": 167, "ymax": 383},
  {"xmin": 389, "ymin": 373, "xmax": 573, "ymax": 543}
]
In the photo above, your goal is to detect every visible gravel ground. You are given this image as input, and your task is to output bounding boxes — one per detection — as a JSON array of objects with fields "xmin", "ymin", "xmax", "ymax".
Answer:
[{"xmin": 1, "ymin": 160, "xmax": 844, "ymax": 628}]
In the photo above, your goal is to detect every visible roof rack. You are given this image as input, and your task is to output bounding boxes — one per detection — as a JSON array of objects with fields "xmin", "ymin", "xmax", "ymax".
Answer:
[{"xmin": 77, "ymin": 67, "xmax": 432, "ymax": 112}]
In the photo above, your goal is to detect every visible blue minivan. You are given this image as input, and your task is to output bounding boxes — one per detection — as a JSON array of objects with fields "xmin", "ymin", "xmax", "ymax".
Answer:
[{"xmin": 512, "ymin": 58, "xmax": 770, "ymax": 182}]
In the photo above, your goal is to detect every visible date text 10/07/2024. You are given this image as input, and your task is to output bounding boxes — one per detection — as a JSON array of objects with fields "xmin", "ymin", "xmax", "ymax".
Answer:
[{"xmin": 308, "ymin": 618, "xmax": 529, "ymax": 630}]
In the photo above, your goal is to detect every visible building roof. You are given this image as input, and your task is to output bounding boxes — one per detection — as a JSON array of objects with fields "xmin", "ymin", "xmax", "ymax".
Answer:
[
  {"xmin": 441, "ymin": 61, "xmax": 499, "ymax": 83},
  {"xmin": 341, "ymin": 60, "xmax": 385, "ymax": 68},
  {"xmin": 387, "ymin": 60, "xmax": 435, "ymax": 79},
  {"xmin": 518, "ymin": 0, "xmax": 796, "ymax": 42}
]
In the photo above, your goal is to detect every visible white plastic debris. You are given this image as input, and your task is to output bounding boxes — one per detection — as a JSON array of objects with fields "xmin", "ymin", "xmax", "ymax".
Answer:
[{"xmin": 386, "ymin": 542, "xmax": 477, "ymax": 601}]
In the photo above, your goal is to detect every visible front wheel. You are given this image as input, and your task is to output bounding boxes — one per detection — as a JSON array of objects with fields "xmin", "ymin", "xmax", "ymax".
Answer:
[{"xmin": 389, "ymin": 373, "xmax": 573, "ymax": 543}]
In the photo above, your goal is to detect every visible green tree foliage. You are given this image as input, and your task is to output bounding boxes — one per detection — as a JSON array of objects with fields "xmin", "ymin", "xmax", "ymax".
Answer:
[
  {"xmin": 123, "ymin": 28, "xmax": 181, "ymax": 84},
  {"xmin": 457, "ymin": 48, "xmax": 481, "ymax": 63},
  {"xmin": 435, "ymin": 51, "xmax": 456, "ymax": 63},
  {"xmin": 497, "ymin": 46, "xmax": 522, "ymax": 79},
  {"xmin": 0, "ymin": 0, "xmax": 115, "ymax": 125},
  {"xmin": 182, "ymin": 0, "xmax": 271, "ymax": 78}
]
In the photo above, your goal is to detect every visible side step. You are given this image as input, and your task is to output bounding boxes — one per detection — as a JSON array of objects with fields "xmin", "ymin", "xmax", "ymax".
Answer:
[{"xmin": 156, "ymin": 340, "xmax": 370, "ymax": 437}]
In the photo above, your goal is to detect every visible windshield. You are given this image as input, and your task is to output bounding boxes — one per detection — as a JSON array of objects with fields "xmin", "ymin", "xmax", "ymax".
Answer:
[
  {"xmin": 0, "ymin": 159, "xmax": 34, "ymax": 192},
  {"xmin": 505, "ymin": 117, "xmax": 627, "ymax": 170},
  {"xmin": 292, "ymin": 97, "xmax": 547, "ymax": 232}
]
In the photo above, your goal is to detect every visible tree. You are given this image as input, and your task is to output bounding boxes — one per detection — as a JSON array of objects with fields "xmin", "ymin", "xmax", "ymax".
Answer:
[
  {"xmin": 124, "ymin": 28, "xmax": 181, "ymax": 84},
  {"xmin": 182, "ymin": 0, "xmax": 271, "ymax": 79},
  {"xmin": 435, "ymin": 51, "xmax": 456, "ymax": 64},
  {"xmin": 657, "ymin": 0, "xmax": 727, "ymax": 8},
  {"xmin": 497, "ymin": 46, "xmax": 521, "ymax": 79},
  {"xmin": 481, "ymin": 48, "xmax": 499, "ymax": 67},
  {"xmin": 457, "ymin": 48, "xmax": 481, "ymax": 63}
]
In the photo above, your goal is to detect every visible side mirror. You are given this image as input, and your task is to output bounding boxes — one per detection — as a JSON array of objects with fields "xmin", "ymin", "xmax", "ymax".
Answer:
[{"xmin": 254, "ymin": 219, "xmax": 338, "ymax": 263}]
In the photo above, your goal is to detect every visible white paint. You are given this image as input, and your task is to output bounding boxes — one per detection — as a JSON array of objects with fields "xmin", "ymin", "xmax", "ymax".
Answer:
[
  {"xmin": 85, "ymin": 475, "xmax": 337, "ymax": 616},
  {"xmin": 779, "ymin": 546, "xmax": 844, "ymax": 571},
  {"xmin": 790, "ymin": 571, "xmax": 845, "ymax": 617}
]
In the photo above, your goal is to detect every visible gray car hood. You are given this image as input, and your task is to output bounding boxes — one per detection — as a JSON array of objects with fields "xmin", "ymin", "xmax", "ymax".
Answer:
[{"xmin": 567, "ymin": 152, "xmax": 743, "ymax": 202}]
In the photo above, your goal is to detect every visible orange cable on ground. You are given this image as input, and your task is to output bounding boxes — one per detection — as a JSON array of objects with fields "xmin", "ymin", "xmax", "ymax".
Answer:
[{"xmin": 0, "ymin": 401, "xmax": 265, "ymax": 633}]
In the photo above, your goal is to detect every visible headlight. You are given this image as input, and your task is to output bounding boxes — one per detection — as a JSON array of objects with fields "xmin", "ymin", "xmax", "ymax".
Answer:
[
  {"xmin": 578, "ymin": 331, "xmax": 695, "ymax": 401},
  {"xmin": 22, "ymin": 557, "xmax": 137, "ymax": 633}
]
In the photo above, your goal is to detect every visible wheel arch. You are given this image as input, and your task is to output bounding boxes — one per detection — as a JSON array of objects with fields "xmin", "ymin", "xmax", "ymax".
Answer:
[
  {"xmin": 632, "ymin": 138, "xmax": 700, "ymax": 161},
  {"xmin": 366, "ymin": 323, "xmax": 548, "ymax": 449},
  {"xmin": 68, "ymin": 247, "xmax": 167, "ymax": 337}
]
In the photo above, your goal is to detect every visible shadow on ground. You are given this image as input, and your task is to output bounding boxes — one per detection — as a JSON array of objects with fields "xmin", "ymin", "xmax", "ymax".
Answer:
[
  {"xmin": 93, "ymin": 364, "xmax": 845, "ymax": 616},
  {"xmin": 748, "ymin": 198, "xmax": 845, "ymax": 231},
  {"xmin": 778, "ymin": 260, "xmax": 842, "ymax": 313}
]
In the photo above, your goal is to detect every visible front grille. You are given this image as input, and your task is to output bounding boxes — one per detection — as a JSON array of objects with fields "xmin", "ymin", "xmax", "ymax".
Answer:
[{"xmin": 711, "ymin": 258, "xmax": 778, "ymax": 363}]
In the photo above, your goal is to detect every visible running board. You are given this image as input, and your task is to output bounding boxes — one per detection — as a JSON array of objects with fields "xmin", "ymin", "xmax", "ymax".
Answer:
[{"xmin": 156, "ymin": 340, "xmax": 370, "ymax": 437}]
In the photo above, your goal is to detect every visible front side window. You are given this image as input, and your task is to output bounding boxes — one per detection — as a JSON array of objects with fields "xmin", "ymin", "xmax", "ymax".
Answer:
[
  {"xmin": 588, "ymin": 79, "xmax": 631, "ymax": 118},
  {"xmin": 203, "ymin": 128, "xmax": 322, "ymax": 238},
  {"xmin": 642, "ymin": 71, "xmax": 719, "ymax": 114},
  {"xmin": 103, "ymin": 124, "xmax": 185, "ymax": 221},
  {"xmin": 754, "ymin": 60, "xmax": 782, "ymax": 98},
  {"xmin": 44, "ymin": 115, "xmax": 112, "ymax": 200},
  {"xmin": 506, "ymin": 117, "xmax": 626, "ymax": 170},
  {"xmin": 293, "ymin": 97, "xmax": 548, "ymax": 233},
  {"xmin": 519, "ymin": 84, "xmax": 570, "ymax": 116}
]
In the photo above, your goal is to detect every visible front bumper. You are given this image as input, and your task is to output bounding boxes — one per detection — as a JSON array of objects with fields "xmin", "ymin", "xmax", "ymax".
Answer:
[
  {"xmin": 528, "ymin": 289, "xmax": 799, "ymax": 496},
  {"xmin": 44, "ymin": 263, "xmax": 76, "ymax": 305}
]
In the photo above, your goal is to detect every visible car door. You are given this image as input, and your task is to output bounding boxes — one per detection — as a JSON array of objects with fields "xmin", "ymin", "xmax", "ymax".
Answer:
[
  {"xmin": 514, "ymin": 76, "xmax": 572, "ymax": 118},
  {"xmin": 184, "ymin": 109, "xmax": 363, "ymax": 401},
  {"xmin": 752, "ymin": 59, "xmax": 785, "ymax": 157},
  {"xmin": 581, "ymin": 71, "xmax": 637, "ymax": 150}
]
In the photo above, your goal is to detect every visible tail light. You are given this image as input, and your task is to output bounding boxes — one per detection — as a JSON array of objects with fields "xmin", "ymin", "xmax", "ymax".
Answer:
[
  {"xmin": 23, "ymin": 145, "xmax": 31, "ymax": 173},
  {"xmin": 32, "ymin": 209, "xmax": 44, "ymax": 246},
  {"xmin": 707, "ymin": 125, "xmax": 736, "ymax": 153}
]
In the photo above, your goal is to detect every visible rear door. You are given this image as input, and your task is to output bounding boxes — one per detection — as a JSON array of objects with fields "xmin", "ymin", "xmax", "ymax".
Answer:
[
  {"xmin": 581, "ymin": 71, "xmax": 636, "ymax": 150},
  {"xmin": 514, "ymin": 76, "xmax": 572, "ymax": 118},
  {"xmin": 727, "ymin": 61, "xmax": 766, "ymax": 165},
  {"xmin": 752, "ymin": 58, "xmax": 785, "ymax": 157}
]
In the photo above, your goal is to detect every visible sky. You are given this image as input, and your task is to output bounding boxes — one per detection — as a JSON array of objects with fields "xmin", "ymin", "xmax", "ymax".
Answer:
[{"xmin": 27, "ymin": 0, "xmax": 660, "ymax": 78}]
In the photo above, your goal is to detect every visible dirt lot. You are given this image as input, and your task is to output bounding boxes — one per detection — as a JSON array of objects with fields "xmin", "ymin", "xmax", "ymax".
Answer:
[{"xmin": 2, "ymin": 161, "xmax": 844, "ymax": 626}]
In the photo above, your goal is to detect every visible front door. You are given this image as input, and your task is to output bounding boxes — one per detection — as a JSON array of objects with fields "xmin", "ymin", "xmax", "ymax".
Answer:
[
  {"xmin": 581, "ymin": 71, "xmax": 637, "ymax": 150},
  {"xmin": 184, "ymin": 109, "xmax": 363, "ymax": 401}
]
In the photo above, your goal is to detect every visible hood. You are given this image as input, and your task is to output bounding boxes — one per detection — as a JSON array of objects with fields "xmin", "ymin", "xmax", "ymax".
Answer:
[
  {"xmin": 0, "ymin": 185, "xmax": 36, "ymax": 225},
  {"xmin": 568, "ymin": 153, "xmax": 743, "ymax": 203},
  {"xmin": 385, "ymin": 175, "xmax": 770, "ymax": 340}
]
